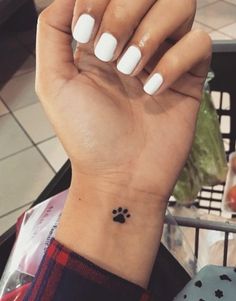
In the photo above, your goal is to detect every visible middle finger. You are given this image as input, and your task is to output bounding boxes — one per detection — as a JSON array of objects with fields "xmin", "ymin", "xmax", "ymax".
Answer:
[{"xmin": 94, "ymin": 0, "xmax": 156, "ymax": 62}]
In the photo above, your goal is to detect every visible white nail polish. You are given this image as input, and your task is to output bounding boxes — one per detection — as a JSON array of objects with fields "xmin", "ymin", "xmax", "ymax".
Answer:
[
  {"xmin": 117, "ymin": 46, "xmax": 142, "ymax": 75},
  {"xmin": 94, "ymin": 33, "xmax": 118, "ymax": 62},
  {"xmin": 143, "ymin": 73, "xmax": 164, "ymax": 95},
  {"xmin": 73, "ymin": 14, "xmax": 95, "ymax": 43}
]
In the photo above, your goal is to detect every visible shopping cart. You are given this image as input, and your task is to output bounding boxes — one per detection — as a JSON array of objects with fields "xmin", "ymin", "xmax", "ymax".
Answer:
[
  {"xmin": 0, "ymin": 41, "xmax": 236, "ymax": 301},
  {"xmin": 167, "ymin": 40, "xmax": 236, "ymax": 267}
]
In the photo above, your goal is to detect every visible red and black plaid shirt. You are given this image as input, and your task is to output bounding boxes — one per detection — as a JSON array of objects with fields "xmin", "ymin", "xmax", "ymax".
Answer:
[{"xmin": 22, "ymin": 239, "xmax": 153, "ymax": 301}]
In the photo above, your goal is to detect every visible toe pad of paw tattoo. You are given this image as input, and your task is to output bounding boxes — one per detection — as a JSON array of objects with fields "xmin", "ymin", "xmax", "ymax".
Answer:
[{"xmin": 112, "ymin": 207, "xmax": 131, "ymax": 224}]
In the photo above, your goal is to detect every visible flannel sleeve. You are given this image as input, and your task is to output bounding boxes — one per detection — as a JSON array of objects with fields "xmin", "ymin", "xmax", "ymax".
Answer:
[{"xmin": 23, "ymin": 238, "xmax": 153, "ymax": 301}]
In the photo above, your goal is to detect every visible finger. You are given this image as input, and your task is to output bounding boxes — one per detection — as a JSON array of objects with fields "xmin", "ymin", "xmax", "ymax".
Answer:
[
  {"xmin": 143, "ymin": 29, "xmax": 212, "ymax": 97},
  {"xmin": 36, "ymin": 0, "xmax": 77, "ymax": 95},
  {"xmin": 116, "ymin": 0, "xmax": 195, "ymax": 75},
  {"xmin": 72, "ymin": 0, "xmax": 110, "ymax": 44},
  {"xmin": 93, "ymin": 0, "xmax": 155, "ymax": 62},
  {"xmin": 145, "ymin": 40, "xmax": 174, "ymax": 74}
]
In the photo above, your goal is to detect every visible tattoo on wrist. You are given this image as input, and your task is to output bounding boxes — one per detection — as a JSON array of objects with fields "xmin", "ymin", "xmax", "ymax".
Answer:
[{"xmin": 112, "ymin": 207, "xmax": 131, "ymax": 224}]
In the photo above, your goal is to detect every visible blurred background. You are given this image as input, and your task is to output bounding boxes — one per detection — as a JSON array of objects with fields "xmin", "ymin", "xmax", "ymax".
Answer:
[{"xmin": 0, "ymin": 0, "xmax": 236, "ymax": 235}]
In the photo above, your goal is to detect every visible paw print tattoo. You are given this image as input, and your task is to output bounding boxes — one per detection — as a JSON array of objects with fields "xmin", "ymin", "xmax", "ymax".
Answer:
[
  {"xmin": 112, "ymin": 207, "xmax": 131, "ymax": 224},
  {"xmin": 215, "ymin": 289, "xmax": 224, "ymax": 299}
]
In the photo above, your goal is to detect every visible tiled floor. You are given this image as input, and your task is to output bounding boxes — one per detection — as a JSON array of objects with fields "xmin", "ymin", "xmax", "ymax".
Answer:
[{"xmin": 0, "ymin": 0, "xmax": 236, "ymax": 235}]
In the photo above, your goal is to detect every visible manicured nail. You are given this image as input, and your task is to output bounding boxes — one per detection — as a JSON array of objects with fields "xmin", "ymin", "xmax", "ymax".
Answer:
[
  {"xmin": 143, "ymin": 73, "xmax": 164, "ymax": 95},
  {"xmin": 94, "ymin": 33, "xmax": 118, "ymax": 62},
  {"xmin": 117, "ymin": 46, "xmax": 142, "ymax": 75},
  {"xmin": 73, "ymin": 14, "xmax": 95, "ymax": 43}
]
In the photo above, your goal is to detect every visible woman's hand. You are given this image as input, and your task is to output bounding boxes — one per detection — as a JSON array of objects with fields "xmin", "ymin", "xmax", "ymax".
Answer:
[
  {"xmin": 37, "ymin": 0, "xmax": 211, "ymax": 202},
  {"xmin": 36, "ymin": 0, "xmax": 212, "ymax": 287}
]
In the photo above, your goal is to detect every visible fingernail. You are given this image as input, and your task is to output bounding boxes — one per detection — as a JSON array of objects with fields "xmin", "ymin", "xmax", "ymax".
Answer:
[
  {"xmin": 117, "ymin": 46, "xmax": 142, "ymax": 75},
  {"xmin": 143, "ymin": 73, "xmax": 164, "ymax": 95},
  {"xmin": 94, "ymin": 33, "xmax": 118, "ymax": 62},
  {"xmin": 73, "ymin": 14, "xmax": 95, "ymax": 43}
]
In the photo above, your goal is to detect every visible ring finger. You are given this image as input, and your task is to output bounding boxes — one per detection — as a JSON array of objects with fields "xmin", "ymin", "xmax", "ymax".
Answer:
[{"xmin": 116, "ymin": 0, "xmax": 196, "ymax": 75}]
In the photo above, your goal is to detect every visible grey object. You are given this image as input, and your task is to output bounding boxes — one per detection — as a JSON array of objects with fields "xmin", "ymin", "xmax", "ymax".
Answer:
[
  {"xmin": 174, "ymin": 265, "xmax": 236, "ymax": 301},
  {"xmin": 165, "ymin": 215, "xmax": 236, "ymax": 268}
]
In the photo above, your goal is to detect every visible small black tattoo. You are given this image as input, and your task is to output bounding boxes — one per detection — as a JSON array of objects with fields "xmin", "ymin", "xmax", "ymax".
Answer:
[
  {"xmin": 220, "ymin": 274, "xmax": 232, "ymax": 282},
  {"xmin": 195, "ymin": 280, "xmax": 202, "ymax": 288},
  {"xmin": 112, "ymin": 207, "xmax": 131, "ymax": 224},
  {"xmin": 215, "ymin": 289, "xmax": 223, "ymax": 299}
]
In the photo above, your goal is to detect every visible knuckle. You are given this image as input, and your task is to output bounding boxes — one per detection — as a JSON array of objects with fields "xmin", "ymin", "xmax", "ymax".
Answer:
[
  {"xmin": 192, "ymin": 29, "xmax": 212, "ymax": 57},
  {"xmin": 111, "ymin": 3, "xmax": 132, "ymax": 21},
  {"xmin": 103, "ymin": 5, "xmax": 134, "ymax": 30},
  {"xmin": 163, "ymin": 52, "xmax": 180, "ymax": 70},
  {"xmin": 134, "ymin": 31, "xmax": 156, "ymax": 50},
  {"xmin": 38, "ymin": 7, "xmax": 50, "ymax": 23},
  {"xmin": 37, "ymin": 3, "xmax": 54, "ymax": 25},
  {"xmin": 191, "ymin": 28, "xmax": 208, "ymax": 39},
  {"xmin": 141, "ymin": 35, "xmax": 161, "ymax": 51},
  {"xmin": 37, "ymin": 12, "xmax": 45, "ymax": 26}
]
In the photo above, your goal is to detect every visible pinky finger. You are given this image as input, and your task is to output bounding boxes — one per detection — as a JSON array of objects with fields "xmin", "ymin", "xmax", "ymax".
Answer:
[{"xmin": 143, "ymin": 29, "xmax": 212, "ymax": 96}]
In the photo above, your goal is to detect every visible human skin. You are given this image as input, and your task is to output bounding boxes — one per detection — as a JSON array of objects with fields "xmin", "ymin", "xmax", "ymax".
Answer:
[{"xmin": 36, "ymin": 0, "xmax": 212, "ymax": 289}]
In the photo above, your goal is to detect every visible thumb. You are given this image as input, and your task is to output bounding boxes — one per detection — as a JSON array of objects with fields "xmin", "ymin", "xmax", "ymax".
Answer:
[{"xmin": 36, "ymin": 0, "xmax": 77, "ymax": 98}]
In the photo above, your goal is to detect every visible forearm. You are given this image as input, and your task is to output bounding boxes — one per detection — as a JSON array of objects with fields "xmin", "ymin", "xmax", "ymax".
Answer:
[{"xmin": 55, "ymin": 173, "xmax": 168, "ymax": 288}]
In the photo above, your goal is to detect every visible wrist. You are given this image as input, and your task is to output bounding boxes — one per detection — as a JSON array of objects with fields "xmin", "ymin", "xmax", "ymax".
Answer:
[{"xmin": 56, "ymin": 173, "xmax": 168, "ymax": 288}]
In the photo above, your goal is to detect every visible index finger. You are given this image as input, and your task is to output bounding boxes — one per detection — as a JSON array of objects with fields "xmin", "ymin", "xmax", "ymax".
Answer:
[{"xmin": 36, "ymin": 0, "xmax": 77, "ymax": 97}]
